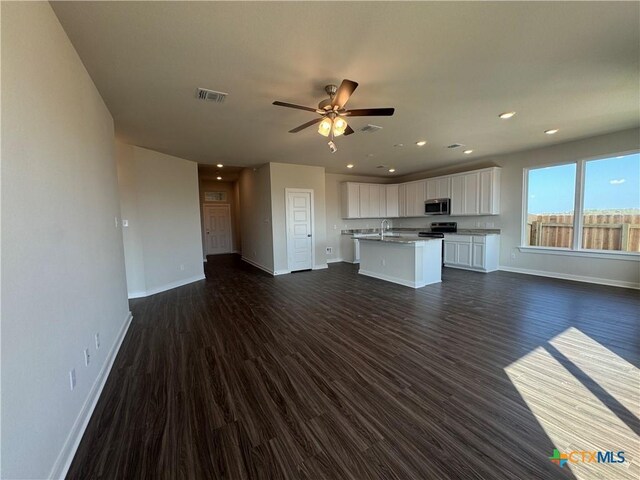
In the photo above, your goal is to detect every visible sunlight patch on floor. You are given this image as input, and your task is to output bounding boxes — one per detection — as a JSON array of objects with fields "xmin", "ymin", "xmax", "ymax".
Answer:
[{"xmin": 505, "ymin": 328, "xmax": 639, "ymax": 480}]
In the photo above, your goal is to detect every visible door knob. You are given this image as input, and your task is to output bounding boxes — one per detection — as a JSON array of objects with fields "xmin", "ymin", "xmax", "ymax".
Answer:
[{"xmin": 307, "ymin": 234, "xmax": 312, "ymax": 237}]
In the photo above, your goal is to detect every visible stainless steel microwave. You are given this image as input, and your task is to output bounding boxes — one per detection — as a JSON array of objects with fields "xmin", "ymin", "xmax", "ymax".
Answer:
[{"xmin": 424, "ymin": 198, "xmax": 450, "ymax": 215}]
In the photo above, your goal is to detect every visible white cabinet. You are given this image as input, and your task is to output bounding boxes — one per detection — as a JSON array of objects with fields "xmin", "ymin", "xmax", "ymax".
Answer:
[
  {"xmin": 449, "ymin": 167, "xmax": 500, "ymax": 216},
  {"xmin": 342, "ymin": 183, "xmax": 390, "ymax": 219},
  {"xmin": 479, "ymin": 168, "xmax": 501, "ymax": 215},
  {"xmin": 341, "ymin": 167, "xmax": 499, "ymax": 219},
  {"xmin": 385, "ymin": 184, "xmax": 399, "ymax": 218},
  {"xmin": 341, "ymin": 182, "xmax": 360, "ymax": 219},
  {"xmin": 426, "ymin": 177, "xmax": 451, "ymax": 200},
  {"xmin": 402, "ymin": 180, "xmax": 426, "ymax": 217},
  {"xmin": 443, "ymin": 234, "xmax": 499, "ymax": 272}
]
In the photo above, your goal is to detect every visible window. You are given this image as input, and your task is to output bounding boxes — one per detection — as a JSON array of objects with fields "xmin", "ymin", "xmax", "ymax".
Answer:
[{"xmin": 524, "ymin": 152, "xmax": 640, "ymax": 254}]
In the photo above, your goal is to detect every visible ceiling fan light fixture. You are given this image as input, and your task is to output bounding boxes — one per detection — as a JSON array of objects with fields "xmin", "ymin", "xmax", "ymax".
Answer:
[
  {"xmin": 333, "ymin": 117, "xmax": 348, "ymax": 136},
  {"xmin": 318, "ymin": 117, "xmax": 333, "ymax": 137}
]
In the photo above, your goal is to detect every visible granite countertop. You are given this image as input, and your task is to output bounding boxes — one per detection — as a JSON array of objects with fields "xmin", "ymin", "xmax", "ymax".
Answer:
[
  {"xmin": 343, "ymin": 227, "xmax": 501, "ymax": 236},
  {"xmin": 357, "ymin": 235, "xmax": 442, "ymax": 244}
]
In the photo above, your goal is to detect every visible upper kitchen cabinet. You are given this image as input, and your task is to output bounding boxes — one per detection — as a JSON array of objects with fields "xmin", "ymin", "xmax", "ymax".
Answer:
[
  {"xmin": 385, "ymin": 184, "xmax": 399, "ymax": 218},
  {"xmin": 341, "ymin": 182, "xmax": 360, "ymax": 218},
  {"xmin": 449, "ymin": 167, "xmax": 501, "ymax": 216},
  {"xmin": 426, "ymin": 176, "xmax": 451, "ymax": 200},
  {"xmin": 341, "ymin": 182, "xmax": 391, "ymax": 219},
  {"xmin": 402, "ymin": 180, "xmax": 426, "ymax": 217}
]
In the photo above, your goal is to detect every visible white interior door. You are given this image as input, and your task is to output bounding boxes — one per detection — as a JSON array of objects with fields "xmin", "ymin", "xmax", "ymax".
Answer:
[
  {"xmin": 204, "ymin": 204, "xmax": 232, "ymax": 255},
  {"xmin": 286, "ymin": 190, "xmax": 313, "ymax": 271}
]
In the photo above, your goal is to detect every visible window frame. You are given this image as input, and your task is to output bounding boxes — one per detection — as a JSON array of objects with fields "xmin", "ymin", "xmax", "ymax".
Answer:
[{"xmin": 520, "ymin": 150, "xmax": 640, "ymax": 259}]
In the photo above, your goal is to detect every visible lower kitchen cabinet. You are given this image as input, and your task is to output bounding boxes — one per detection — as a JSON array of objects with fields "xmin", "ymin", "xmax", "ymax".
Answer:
[{"xmin": 443, "ymin": 234, "xmax": 499, "ymax": 272}]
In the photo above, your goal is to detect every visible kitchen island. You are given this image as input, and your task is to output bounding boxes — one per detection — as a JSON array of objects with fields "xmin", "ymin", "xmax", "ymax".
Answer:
[{"xmin": 358, "ymin": 235, "xmax": 442, "ymax": 288}]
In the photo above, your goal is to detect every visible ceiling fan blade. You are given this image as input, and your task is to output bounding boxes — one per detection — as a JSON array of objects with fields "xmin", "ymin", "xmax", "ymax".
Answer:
[
  {"xmin": 332, "ymin": 79, "xmax": 359, "ymax": 109},
  {"xmin": 288, "ymin": 117, "xmax": 323, "ymax": 133},
  {"xmin": 345, "ymin": 108, "xmax": 395, "ymax": 117},
  {"xmin": 344, "ymin": 125, "xmax": 355, "ymax": 136},
  {"xmin": 273, "ymin": 101, "xmax": 318, "ymax": 113}
]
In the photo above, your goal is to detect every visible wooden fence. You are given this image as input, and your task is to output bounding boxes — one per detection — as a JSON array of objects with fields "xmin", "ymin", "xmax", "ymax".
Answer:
[{"xmin": 527, "ymin": 214, "xmax": 640, "ymax": 252}]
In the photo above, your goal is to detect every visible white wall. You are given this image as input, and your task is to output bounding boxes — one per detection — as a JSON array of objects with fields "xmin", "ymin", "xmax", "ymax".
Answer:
[
  {"xmin": 238, "ymin": 165, "xmax": 274, "ymax": 273},
  {"xmin": 116, "ymin": 143, "xmax": 205, "ymax": 297},
  {"xmin": 394, "ymin": 128, "xmax": 640, "ymax": 288},
  {"xmin": 325, "ymin": 173, "xmax": 394, "ymax": 262},
  {"xmin": 270, "ymin": 163, "xmax": 327, "ymax": 273},
  {"xmin": 1, "ymin": 3, "xmax": 131, "ymax": 478}
]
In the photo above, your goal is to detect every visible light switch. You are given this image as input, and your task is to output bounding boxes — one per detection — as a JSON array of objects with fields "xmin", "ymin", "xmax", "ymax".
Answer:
[{"xmin": 122, "ymin": 219, "xmax": 129, "ymax": 227}]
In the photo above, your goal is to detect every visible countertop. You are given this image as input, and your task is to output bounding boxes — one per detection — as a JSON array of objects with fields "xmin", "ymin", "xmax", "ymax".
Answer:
[
  {"xmin": 357, "ymin": 235, "xmax": 443, "ymax": 244},
  {"xmin": 345, "ymin": 228, "xmax": 500, "ymax": 237}
]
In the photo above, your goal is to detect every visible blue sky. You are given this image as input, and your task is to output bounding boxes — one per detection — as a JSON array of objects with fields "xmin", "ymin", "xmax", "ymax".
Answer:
[{"xmin": 528, "ymin": 153, "xmax": 640, "ymax": 214}]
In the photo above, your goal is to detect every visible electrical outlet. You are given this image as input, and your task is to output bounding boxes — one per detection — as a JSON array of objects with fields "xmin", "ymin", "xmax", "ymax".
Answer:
[
  {"xmin": 84, "ymin": 349, "xmax": 90, "ymax": 366},
  {"xmin": 180, "ymin": 264, "xmax": 185, "ymax": 271},
  {"xmin": 381, "ymin": 259, "xmax": 386, "ymax": 266},
  {"xmin": 95, "ymin": 333, "xmax": 100, "ymax": 349},
  {"xmin": 122, "ymin": 219, "xmax": 129, "ymax": 227},
  {"xmin": 326, "ymin": 247, "xmax": 333, "ymax": 254},
  {"xmin": 69, "ymin": 369, "xmax": 76, "ymax": 390},
  {"xmin": 511, "ymin": 252, "xmax": 516, "ymax": 260}
]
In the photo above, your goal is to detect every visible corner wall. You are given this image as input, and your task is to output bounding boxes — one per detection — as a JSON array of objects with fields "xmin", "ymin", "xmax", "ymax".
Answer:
[
  {"xmin": 239, "ymin": 165, "xmax": 274, "ymax": 273},
  {"xmin": 270, "ymin": 163, "xmax": 327, "ymax": 273},
  {"xmin": 1, "ymin": 3, "xmax": 130, "ymax": 478},
  {"xmin": 116, "ymin": 143, "xmax": 205, "ymax": 297}
]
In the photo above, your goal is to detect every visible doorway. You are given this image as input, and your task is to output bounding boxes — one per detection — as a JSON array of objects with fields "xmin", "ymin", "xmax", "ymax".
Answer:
[
  {"xmin": 286, "ymin": 189, "xmax": 314, "ymax": 272},
  {"xmin": 203, "ymin": 204, "xmax": 232, "ymax": 255}
]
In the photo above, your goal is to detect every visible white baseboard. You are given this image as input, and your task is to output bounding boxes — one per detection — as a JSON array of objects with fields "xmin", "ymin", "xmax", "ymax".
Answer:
[
  {"xmin": 241, "ymin": 256, "xmax": 274, "ymax": 275},
  {"xmin": 127, "ymin": 274, "xmax": 206, "ymax": 299},
  {"xmin": 274, "ymin": 269, "xmax": 291, "ymax": 275},
  {"xmin": 498, "ymin": 265, "xmax": 640, "ymax": 290},
  {"xmin": 312, "ymin": 264, "xmax": 329, "ymax": 270},
  {"xmin": 49, "ymin": 311, "xmax": 133, "ymax": 480},
  {"xmin": 327, "ymin": 258, "xmax": 344, "ymax": 264}
]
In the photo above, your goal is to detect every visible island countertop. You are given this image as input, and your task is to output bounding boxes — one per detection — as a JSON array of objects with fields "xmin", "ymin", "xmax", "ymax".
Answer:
[{"xmin": 357, "ymin": 235, "xmax": 442, "ymax": 245}]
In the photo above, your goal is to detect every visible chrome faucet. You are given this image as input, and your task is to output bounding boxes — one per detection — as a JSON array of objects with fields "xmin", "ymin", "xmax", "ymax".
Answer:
[{"xmin": 380, "ymin": 219, "xmax": 391, "ymax": 239}]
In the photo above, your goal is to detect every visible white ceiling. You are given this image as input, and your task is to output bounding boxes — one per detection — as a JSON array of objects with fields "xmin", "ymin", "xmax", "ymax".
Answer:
[{"xmin": 51, "ymin": 1, "xmax": 639, "ymax": 177}]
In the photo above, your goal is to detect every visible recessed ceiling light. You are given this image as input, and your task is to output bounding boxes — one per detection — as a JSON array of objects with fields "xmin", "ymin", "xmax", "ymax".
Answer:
[
  {"xmin": 463, "ymin": 149, "xmax": 473, "ymax": 154},
  {"xmin": 388, "ymin": 168, "xmax": 396, "ymax": 173},
  {"xmin": 393, "ymin": 143, "xmax": 404, "ymax": 148},
  {"xmin": 544, "ymin": 129, "xmax": 559, "ymax": 135},
  {"xmin": 347, "ymin": 164, "xmax": 354, "ymax": 169},
  {"xmin": 216, "ymin": 163, "xmax": 223, "ymax": 168},
  {"xmin": 216, "ymin": 176, "xmax": 222, "ymax": 180},
  {"xmin": 499, "ymin": 111, "xmax": 516, "ymax": 119},
  {"xmin": 416, "ymin": 140, "xmax": 427, "ymax": 147}
]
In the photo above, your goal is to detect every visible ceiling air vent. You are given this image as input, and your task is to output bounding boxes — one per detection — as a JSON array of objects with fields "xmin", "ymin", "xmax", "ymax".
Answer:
[
  {"xmin": 196, "ymin": 88, "xmax": 228, "ymax": 103},
  {"xmin": 360, "ymin": 124, "xmax": 383, "ymax": 133},
  {"xmin": 447, "ymin": 143, "xmax": 465, "ymax": 149}
]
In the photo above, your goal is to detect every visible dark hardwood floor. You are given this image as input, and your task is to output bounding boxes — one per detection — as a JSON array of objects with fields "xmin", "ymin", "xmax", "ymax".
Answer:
[{"xmin": 67, "ymin": 255, "xmax": 639, "ymax": 479}]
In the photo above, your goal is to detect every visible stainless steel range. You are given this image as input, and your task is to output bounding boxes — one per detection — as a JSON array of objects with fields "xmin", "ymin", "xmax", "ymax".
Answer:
[{"xmin": 418, "ymin": 222, "xmax": 457, "ymax": 266}]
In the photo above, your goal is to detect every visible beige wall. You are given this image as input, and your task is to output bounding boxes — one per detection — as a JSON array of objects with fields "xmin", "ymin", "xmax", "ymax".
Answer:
[
  {"xmin": 239, "ymin": 165, "xmax": 274, "ymax": 272},
  {"xmin": 117, "ymin": 143, "xmax": 204, "ymax": 297},
  {"xmin": 198, "ymin": 179, "xmax": 240, "ymax": 254},
  {"xmin": 270, "ymin": 163, "xmax": 327, "ymax": 273},
  {"xmin": 1, "ymin": 3, "xmax": 130, "ymax": 478},
  {"xmin": 393, "ymin": 128, "xmax": 640, "ymax": 288},
  {"xmin": 325, "ymin": 173, "xmax": 394, "ymax": 262}
]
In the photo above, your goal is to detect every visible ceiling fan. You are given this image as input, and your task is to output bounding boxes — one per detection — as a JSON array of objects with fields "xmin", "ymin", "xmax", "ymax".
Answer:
[{"xmin": 273, "ymin": 79, "xmax": 395, "ymax": 152}]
